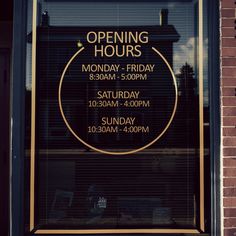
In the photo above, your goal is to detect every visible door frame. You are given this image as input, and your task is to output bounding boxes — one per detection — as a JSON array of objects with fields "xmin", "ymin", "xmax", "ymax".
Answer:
[
  {"xmin": 208, "ymin": 1, "xmax": 221, "ymax": 235},
  {"xmin": 11, "ymin": 0, "xmax": 221, "ymax": 235},
  {"xmin": 11, "ymin": 0, "xmax": 27, "ymax": 235},
  {"xmin": 0, "ymin": 48, "xmax": 11, "ymax": 236}
]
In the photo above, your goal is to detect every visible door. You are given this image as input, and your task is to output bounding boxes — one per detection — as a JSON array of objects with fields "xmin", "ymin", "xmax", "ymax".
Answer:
[{"xmin": 20, "ymin": 0, "xmax": 214, "ymax": 235}]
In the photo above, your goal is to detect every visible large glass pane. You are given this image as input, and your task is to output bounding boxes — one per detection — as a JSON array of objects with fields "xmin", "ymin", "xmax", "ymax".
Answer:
[{"xmin": 24, "ymin": 0, "xmax": 210, "ymax": 234}]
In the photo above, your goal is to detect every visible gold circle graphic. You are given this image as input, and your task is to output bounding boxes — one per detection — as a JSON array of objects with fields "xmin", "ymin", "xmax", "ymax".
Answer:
[{"xmin": 58, "ymin": 46, "xmax": 178, "ymax": 155}]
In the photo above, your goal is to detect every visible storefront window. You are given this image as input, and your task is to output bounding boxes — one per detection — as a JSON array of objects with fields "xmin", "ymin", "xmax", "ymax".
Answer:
[{"xmin": 24, "ymin": 0, "xmax": 210, "ymax": 234}]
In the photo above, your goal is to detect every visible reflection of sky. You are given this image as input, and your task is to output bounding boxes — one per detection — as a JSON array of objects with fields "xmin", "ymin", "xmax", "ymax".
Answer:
[
  {"xmin": 26, "ymin": 0, "xmax": 208, "ymax": 104},
  {"xmin": 38, "ymin": 1, "xmax": 196, "ymax": 72}
]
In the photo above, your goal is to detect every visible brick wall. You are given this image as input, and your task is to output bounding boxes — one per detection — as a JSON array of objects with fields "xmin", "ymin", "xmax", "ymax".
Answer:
[{"xmin": 221, "ymin": 0, "xmax": 236, "ymax": 235}]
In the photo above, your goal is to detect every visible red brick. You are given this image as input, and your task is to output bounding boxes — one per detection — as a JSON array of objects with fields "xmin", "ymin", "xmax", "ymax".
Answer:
[
  {"xmin": 222, "ymin": 58, "xmax": 236, "ymax": 66},
  {"xmin": 224, "ymin": 228, "xmax": 236, "ymax": 236},
  {"xmin": 224, "ymin": 138, "xmax": 236, "ymax": 146},
  {"xmin": 223, "ymin": 97, "xmax": 236, "ymax": 106},
  {"xmin": 224, "ymin": 218, "xmax": 236, "ymax": 227},
  {"xmin": 222, "ymin": 48, "xmax": 236, "ymax": 57},
  {"xmin": 224, "ymin": 197, "xmax": 236, "ymax": 207},
  {"xmin": 222, "ymin": 9, "xmax": 235, "ymax": 17},
  {"xmin": 222, "ymin": 78, "xmax": 236, "ymax": 86},
  {"xmin": 222, "ymin": 0, "xmax": 236, "ymax": 8},
  {"xmin": 224, "ymin": 97, "xmax": 236, "ymax": 107},
  {"xmin": 222, "ymin": 67, "xmax": 236, "ymax": 77},
  {"xmin": 222, "ymin": 19, "xmax": 235, "ymax": 27},
  {"xmin": 224, "ymin": 178, "xmax": 236, "ymax": 187},
  {"xmin": 223, "ymin": 117, "xmax": 236, "ymax": 126},
  {"xmin": 224, "ymin": 107, "xmax": 236, "ymax": 116},
  {"xmin": 222, "ymin": 27, "xmax": 235, "ymax": 37},
  {"xmin": 224, "ymin": 188, "xmax": 236, "ymax": 196},
  {"xmin": 223, "ymin": 128, "xmax": 236, "ymax": 136},
  {"xmin": 224, "ymin": 168, "xmax": 236, "ymax": 176},
  {"xmin": 224, "ymin": 148, "xmax": 236, "ymax": 156},
  {"xmin": 223, "ymin": 87, "xmax": 236, "ymax": 96},
  {"xmin": 223, "ymin": 68, "xmax": 236, "ymax": 77},
  {"xmin": 223, "ymin": 38, "xmax": 236, "ymax": 47},
  {"xmin": 224, "ymin": 158, "xmax": 236, "ymax": 166},
  {"xmin": 224, "ymin": 208, "xmax": 236, "ymax": 217}
]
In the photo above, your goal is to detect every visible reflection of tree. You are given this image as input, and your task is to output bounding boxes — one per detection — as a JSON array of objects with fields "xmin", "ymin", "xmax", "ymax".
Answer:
[
  {"xmin": 176, "ymin": 63, "xmax": 196, "ymax": 100},
  {"xmin": 174, "ymin": 63, "xmax": 198, "ymax": 147}
]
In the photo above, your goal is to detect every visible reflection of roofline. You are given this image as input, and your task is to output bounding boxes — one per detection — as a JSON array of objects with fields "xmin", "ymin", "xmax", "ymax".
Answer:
[{"xmin": 27, "ymin": 25, "xmax": 180, "ymax": 43}]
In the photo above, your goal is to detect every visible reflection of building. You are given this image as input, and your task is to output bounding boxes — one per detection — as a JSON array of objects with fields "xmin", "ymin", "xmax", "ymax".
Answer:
[{"xmin": 27, "ymin": 9, "xmax": 185, "ymax": 149}]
